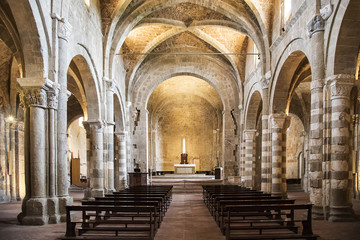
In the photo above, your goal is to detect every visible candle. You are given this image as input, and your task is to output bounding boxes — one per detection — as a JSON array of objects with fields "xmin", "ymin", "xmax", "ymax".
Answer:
[{"xmin": 182, "ymin": 138, "xmax": 186, "ymax": 153}]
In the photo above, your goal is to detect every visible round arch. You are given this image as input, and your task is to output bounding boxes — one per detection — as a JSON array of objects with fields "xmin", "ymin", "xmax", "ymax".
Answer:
[
  {"xmin": 245, "ymin": 88, "xmax": 263, "ymax": 130},
  {"xmin": 326, "ymin": 0, "xmax": 360, "ymax": 76},
  {"xmin": 67, "ymin": 50, "xmax": 102, "ymax": 121},
  {"xmin": 270, "ymin": 39, "xmax": 312, "ymax": 114}
]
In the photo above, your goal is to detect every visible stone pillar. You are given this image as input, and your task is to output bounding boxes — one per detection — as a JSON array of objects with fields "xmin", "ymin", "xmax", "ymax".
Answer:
[
  {"xmin": 47, "ymin": 85, "xmax": 60, "ymax": 223},
  {"xmin": 105, "ymin": 78, "xmax": 115, "ymax": 193},
  {"xmin": 57, "ymin": 19, "xmax": 73, "ymax": 221},
  {"xmin": 115, "ymin": 132, "xmax": 127, "ymax": 190},
  {"xmin": 270, "ymin": 113, "xmax": 290, "ymax": 197},
  {"xmin": 0, "ymin": 103, "xmax": 9, "ymax": 203},
  {"xmin": 307, "ymin": 14, "xmax": 325, "ymax": 219},
  {"xmin": 83, "ymin": 120, "xmax": 105, "ymax": 198},
  {"xmin": 328, "ymin": 76, "xmax": 355, "ymax": 221},
  {"xmin": 243, "ymin": 130, "xmax": 256, "ymax": 188},
  {"xmin": 17, "ymin": 78, "xmax": 50, "ymax": 225},
  {"xmin": 261, "ymin": 74, "xmax": 271, "ymax": 193},
  {"xmin": 8, "ymin": 121, "xmax": 17, "ymax": 202}
]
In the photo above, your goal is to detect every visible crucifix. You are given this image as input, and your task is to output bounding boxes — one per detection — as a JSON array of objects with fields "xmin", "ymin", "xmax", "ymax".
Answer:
[{"xmin": 181, "ymin": 137, "xmax": 188, "ymax": 164}]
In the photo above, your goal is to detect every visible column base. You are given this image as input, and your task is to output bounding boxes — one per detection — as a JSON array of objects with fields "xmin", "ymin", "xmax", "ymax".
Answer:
[
  {"xmin": 90, "ymin": 188, "xmax": 104, "ymax": 198},
  {"xmin": 328, "ymin": 205, "xmax": 355, "ymax": 222},
  {"xmin": 312, "ymin": 205, "xmax": 326, "ymax": 220},
  {"xmin": 18, "ymin": 197, "xmax": 48, "ymax": 225},
  {"xmin": 105, "ymin": 188, "xmax": 115, "ymax": 194},
  {"xmin": 58, "ymin": 196, "xmax": 73, "ymax": 222},
  {"xmin": 47, "ymin": 197, "xmax": 60, "ymax": 224}
]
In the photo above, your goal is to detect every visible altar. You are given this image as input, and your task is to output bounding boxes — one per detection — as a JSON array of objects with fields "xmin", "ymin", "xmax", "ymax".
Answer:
[{"xmin": 174, "ymin": 164, "xmax": 196, "ymax": 174}]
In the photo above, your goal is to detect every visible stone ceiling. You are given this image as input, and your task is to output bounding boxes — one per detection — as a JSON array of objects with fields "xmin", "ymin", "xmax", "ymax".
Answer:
[
  {"xmin": 147, "ymin": 76, "xmax": 223, "ymax": 113},
  {"xmin": 110, "ymin": 0, "xmax": 273, "ymax": 88}
]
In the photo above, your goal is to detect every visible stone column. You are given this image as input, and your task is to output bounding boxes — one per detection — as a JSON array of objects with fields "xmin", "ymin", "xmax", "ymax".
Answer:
[
  {"xmin": 83, "ymin": 120, "xmax": 105, "ymax": 198},
  {"xmin": 270, "ymin": 113, "xmax": 290, "ymax": 197},
  {"xmin": 105, "ymin": 78, "xmax": 115, "ymax": 193},
  {"xmin": 115, "ymin": 132, "xmax": 127, "ymax": 190},
  {"xmin": 17, "ymin": 78, "xmax": 50, "ymax": 225},
  {"xmin": 308, "ymin": 14, "xmax": 325, "ymax": 219},
  {"xmin": 47, "ymin": 85, "xmax": 60, "ymax": 223},
  {"xmin": 57, "ymin": 19, "xmax": 73, "ymax": 221},
  {"xmin": 328, "ymin": 76, "xmax": 355, "ymax": 221},
  {"xmin": 0, "ymin": 103, "xmax": 9, "ymax": 203},
  {"xmin": 261, "ymin": 74, "xmax": 271, "ymax": 193},
  {"xmin": 8, "ymin": 120, "xmax": 17, "ymax": 202},
  {"xmin": 243, "ymin": 130, "xmax": 257, "ymax": 188}
]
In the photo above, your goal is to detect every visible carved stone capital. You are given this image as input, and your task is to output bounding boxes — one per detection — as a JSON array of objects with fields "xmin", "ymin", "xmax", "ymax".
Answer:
[
  {"xmin": 115, "ymin": 131, "xmax": 127, "ymax": 142},
  {"xmin": 47, "ymin": 83, "xmax": 60, "ymax": 109},
  {"xmin": 260, "ymin": 76, "xmax": 269, "ymax": 89},
  {"xmin": 83, "ymin": 120, "xmax": 105, "ymax": 133},
  {"xmin": 104, "ymin": 77, "xmax": 115, "ymax": 92},
  {"xmin": 17, "ymin": 78, "xmax": 59, "ymax": 109},
  {"xmin": 328, "ymin": 74, "xmax": 354, "ymax": 99},
  {"xmin": 243, "ymin": 130, "xmax": 257, "ymax": 140},
  {"xmin": 270, "ymin": 113, "xmax": 291, "ymax": 130},
  {"xmin": 307, "ymin": 14, "xmax": 325, "ymax": 38},
  {"xmin": 58, "ymin": 20, "xmax": 72, "ymax": 41}
]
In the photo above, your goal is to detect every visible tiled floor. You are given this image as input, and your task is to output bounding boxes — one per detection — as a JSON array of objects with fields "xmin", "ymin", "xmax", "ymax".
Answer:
[{"xmin": 0, "ymin": 190, "xmax": 359, "ymax": 240}]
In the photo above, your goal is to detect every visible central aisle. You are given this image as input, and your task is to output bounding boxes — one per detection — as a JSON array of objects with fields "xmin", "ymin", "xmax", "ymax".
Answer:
[{"xmin": 155, "ymin": 189, "xmax": 225, "ymax": 240}]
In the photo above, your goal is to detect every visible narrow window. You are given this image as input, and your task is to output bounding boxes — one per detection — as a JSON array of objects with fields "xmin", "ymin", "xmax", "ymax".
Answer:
[{"xmin": 84, "ymin": 0, "xmax": 90, "ymax": 8}]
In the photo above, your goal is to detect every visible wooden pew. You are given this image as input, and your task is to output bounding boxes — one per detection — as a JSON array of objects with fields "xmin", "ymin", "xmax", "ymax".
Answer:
[
  {"xmin": 224, "ymin": 204, "xmax": 319, "ymax": 240},
  {"xmin": 217, "ymin": 199, "xmax": 296, "ymax": 233},
  {"xmin": 82, "ymin": 200, "xmax": 163, "ymax": 228},
  {"xmin": 63, "ymin": 205, "xmax": 156, "ymax": 240}
]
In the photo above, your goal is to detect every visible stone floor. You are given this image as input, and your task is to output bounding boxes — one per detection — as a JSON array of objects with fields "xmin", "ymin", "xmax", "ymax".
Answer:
[{"xmin": 0, "ymin": 189, "xmax": 359, "ymax": 240}]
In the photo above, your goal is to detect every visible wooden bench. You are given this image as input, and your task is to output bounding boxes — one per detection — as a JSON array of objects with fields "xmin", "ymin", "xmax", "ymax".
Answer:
[
  {"xmin": 82, "ymin": 200, "xmax": 163, "ymax": 227},
  {"xmin": 217, "ymin": 199, "xmax": 296, "ymax": 232},
  {"xmin": 224, "ymin": 204, "xmax": 319, "ymax": 240},
  {"xmin": 63, "ymin": 205, "xmax": 156, "ymax": 240}
]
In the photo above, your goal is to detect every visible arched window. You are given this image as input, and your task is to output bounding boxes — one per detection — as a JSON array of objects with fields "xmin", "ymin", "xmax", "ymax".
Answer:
[
  {"xmin": 84, "ymin": 0, "xmax": 90, "ymax": 8},
  {"xmin": 284, "ymin": 0, "xmax": 292, "ymax": 23}
]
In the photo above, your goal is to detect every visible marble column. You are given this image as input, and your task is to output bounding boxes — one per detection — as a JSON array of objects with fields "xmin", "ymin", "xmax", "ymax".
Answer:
[
  {"xmin": 115, "ymin": 132, "xmax": 127, "ymax": 190},
  {"xmin": 17, "ymin": 78, "xmax": 50, "ymax": 225},
  {"xmin": 261, "ymin": 74, "xmax": 271, "ymax": 193},
  {"xmin": 270, "ymin": 113, "xmax": 290, "ymax": 197},
  {"xmin": 83, "ymin": 120, "xmax": 105, "ymax": 198},
  {"xmin": 47, "ymin": 85, "xmax": 60, "ymax": 223},
  {"xmin": 243, "ymin": 130, "xmax": 257, "ymax": 188},
  {"xmin": 308, "ymin": 14, "xmax": 325, "ymax": 219},
  {"xmin": 105, "ymin": 78, "xmax": 115, "ymax": 193},
  {"xmin": 328, "ymin": 76, "xmax": 355, "ymax": 221},
  {"xmin": 57, "ymin": 19, "xmax": 73, "ymax": 222}
]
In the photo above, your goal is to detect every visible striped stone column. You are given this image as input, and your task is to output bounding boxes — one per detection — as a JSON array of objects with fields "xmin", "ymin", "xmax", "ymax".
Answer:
[
  {"xmin": 328, "ymin": 76, "xmax": 355, "ymax": 221},
  {"xmin": 270, "ymin": 113, "xmax": 290, "ymax": 197},
  {"xmin": 308, "ymin": 13, "xmax": 325, "ymax": 219},
  {"xmin": 105, "ymin": 78, "xmax": 115, "ymax": 193},
  {"xmin": 115, "ymin": 132, "xmax": 127, "ymax": 190},
  {"xmin": 261, "ymin": 114, "xmax": 271, "ymax": 193},
  {"xmin": 261, "ymin": 76, "xmax": 271, "ymax": 193},
  {"xmin": 243, "ymin": 130, "xmax": 257, "ymax": 188},
  {"xmin": 83, "ymin": 120, "xmax": 105, "ymax": 198}
]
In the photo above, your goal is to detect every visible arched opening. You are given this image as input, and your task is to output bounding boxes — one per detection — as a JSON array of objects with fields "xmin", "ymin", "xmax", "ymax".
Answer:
[
  {"xmin": 271, "ymin": 51, "xmax": 311, "ymax": 196},
  {"xmin": 147, "ymin": 76, "xmax": 223, "ymax": 176},
  {"xmin": 0, "ymin": 3, "xmax": 24, "ymax": 203},
  {"xmin": 244, "ymin": 90, "xmax": 262, "ymax": 190},
  {"xmin": 67, "ymin": 117, "xmax": 86, "ymax": 186},
  {"xmin": 66, "ymin": 55, "xmax": 99, "ymax": 190}
]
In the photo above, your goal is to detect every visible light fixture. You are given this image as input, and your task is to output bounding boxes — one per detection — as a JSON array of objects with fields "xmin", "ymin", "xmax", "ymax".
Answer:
[{"xmin": 6, "ymin": 116, "xmax": 14, "ymax": 122}]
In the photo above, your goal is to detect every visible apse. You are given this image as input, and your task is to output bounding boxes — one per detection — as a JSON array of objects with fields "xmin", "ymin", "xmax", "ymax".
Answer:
[{"xmin": 147, "ymin": 76, "xmax": 223, "ymax": 173}]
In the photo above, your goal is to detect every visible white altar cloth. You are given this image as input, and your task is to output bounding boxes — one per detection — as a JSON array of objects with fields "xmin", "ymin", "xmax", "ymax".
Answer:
[{"xmin": 174, "ymin": 164, "xmax": 196, "ymax": 174}]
